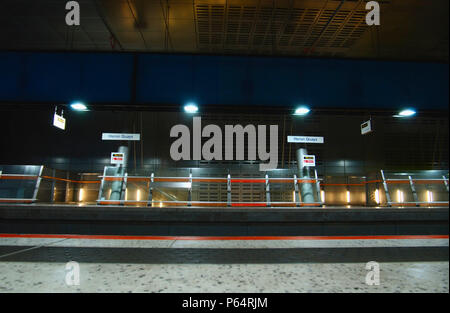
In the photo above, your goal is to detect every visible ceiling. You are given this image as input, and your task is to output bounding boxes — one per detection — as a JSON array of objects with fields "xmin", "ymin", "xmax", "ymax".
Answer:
[{"xmin": 0, "ymin": 0, "xmax": 448, "ymax": 62}]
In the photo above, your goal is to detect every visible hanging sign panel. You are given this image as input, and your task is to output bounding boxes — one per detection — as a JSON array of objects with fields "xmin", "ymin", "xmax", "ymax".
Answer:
[
  {"xmin": 111, "ymin": 152, "xmax": 125, "ymax": 165},
  {"xmin": 287, "ymin": 136, "xmax": 324, "ymax": 144},
  {"xmin": 361, "ymin": 120, "xmax": 372, "ymax": 135},
  {"xmin": 53, "ymin": 113, "xmax": 66, "ymax": 130},
  {"xmin": 302, "ymin": 155, "xmax": 316, "ymax": 167},
  {"xmin": 102, "ymin": 133, "xmax": 140, "ymax": 141}
]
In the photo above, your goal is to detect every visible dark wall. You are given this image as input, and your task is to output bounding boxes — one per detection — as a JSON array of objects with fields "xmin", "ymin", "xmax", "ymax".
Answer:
[
  {"xmin": 0, "ymin": 108, "xmax": 447, "ymax": 174},
  {"xmin": 0, "ymin": 51, "xmax": 448, "ymax": 110}
]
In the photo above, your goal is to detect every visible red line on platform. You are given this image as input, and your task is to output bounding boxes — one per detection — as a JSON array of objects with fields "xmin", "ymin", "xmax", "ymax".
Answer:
[{"xmin": 0, "ymin": 234, "xmax": 447, "ymax": 240}]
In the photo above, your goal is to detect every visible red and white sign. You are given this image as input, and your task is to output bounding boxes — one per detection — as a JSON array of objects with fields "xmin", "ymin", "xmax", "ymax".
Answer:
[
  {"xmin": 302, "ymin": 155, "xmax": 316, "ymax": 167},
  {"xmin": 111, "ymin": 152, "xmax": 125, "ymax": 165}
]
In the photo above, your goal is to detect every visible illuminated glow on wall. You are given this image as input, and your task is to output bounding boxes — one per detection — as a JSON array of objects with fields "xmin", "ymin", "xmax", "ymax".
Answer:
[
  {"xmin": 397, "ymin": 190, "xmax": 404, "ymax": 203},
  {"xmin": 374, "ymin": 189, "xmax": 380, "ymax": 204},
  {"xmin": 427, "ymin": 190, "xmax": 433, "ymax": 203}
]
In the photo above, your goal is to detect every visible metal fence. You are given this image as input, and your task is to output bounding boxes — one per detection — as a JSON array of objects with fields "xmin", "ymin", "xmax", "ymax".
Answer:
[
  {"xmin": 1, "ymin": 165, "xmax": 448, "ymax": 208},
  {"xmin": 96, "ymin": 170, "xmax": 323, "ymax": 207}
]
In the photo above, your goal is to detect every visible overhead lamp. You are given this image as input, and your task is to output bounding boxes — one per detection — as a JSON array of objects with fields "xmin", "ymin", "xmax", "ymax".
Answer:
[
  {"xmin": 70, "ymin": 101, "xmax": 88, "ymax": 111},
  {"xmin": 394, "ymin": 108, "xmax": 416, "ymax": 117},
  {"xmin": 184, "ymin": 103, "xmax": 199, "ymax": 114},
  {"xmin": 294, "ymin": 106, "xmax": 310, "ymax": 116}
]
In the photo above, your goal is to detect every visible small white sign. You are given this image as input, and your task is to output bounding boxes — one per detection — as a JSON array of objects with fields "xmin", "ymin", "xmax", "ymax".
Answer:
[
  {"xmin": 287, "ymin": 136, "xmax": 324, "ymax": 144},
  {"xmin": 111, "ymin": 152, "xmax": 125, "ymax": 165},
  {"xmin": 302, "ymin": 155, "xmax": 316, "ymax": 167},
  {"xmin": 102, "ymin": 133, "xmax": 140, "ymax": 141},
  {"xmin": 53, "ymin": 113, "xmax": 66, "ymax": 130},
  {"xmin": 361, "ymin": 120, "xmax": 372, "ymax": 135}
]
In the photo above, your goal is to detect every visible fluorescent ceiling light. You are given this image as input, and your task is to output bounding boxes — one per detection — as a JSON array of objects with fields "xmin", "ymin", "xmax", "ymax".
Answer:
[
  {"xmin": 184, "ymin": 103, "xmax": 199, "ymax": 114},
  {"xmin": 70, "ymin": 102, "xmax": 88, "ymax": 111},
  {"xmin": 294, "ymin": 106, "xmax": 310, "ymax": 116},
  {"xmin": 394, "ymin": 109, "xmax": 416, "ymax": 117}
]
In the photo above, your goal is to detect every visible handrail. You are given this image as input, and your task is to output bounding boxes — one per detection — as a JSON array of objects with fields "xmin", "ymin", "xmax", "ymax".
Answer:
[
  {"xmin": 96, "ymin": 172, "xmax": 325, "ymax": 207},
  {"xmin": 96, "ymin": 199, "xmax": 323, "ymax": 207},
  {"xmin": 380, "ymin": 170, "xmax": 449, "ymax": 207},
  {"xmin": 0, "ymin": 174, "xmax": 39, "ymax": 180},
  {"xmin": 1, "ymin": 168, "xmax": 448, "ymax": 207}
]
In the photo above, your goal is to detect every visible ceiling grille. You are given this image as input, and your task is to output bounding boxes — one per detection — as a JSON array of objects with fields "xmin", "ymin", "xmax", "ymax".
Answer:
[{"xmin": 195, "ymin": 1, "xmax": 384, "ymax": 56}]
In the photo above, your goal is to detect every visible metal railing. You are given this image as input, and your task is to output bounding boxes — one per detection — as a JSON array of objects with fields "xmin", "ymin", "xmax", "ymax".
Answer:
[
  {"xmin": 380, "ymin": 170, "xmax": 449, "ymax": 207},
  {"xmin": 0, "ymin": 166, "xmax": 43, "ymax": 203},
  {"xmin": 1, "ymin": 165, "xmax": 448, "ymax": 208},
  {"xmin": 96, "ymin": 170, "xmax": 324, "ymax": 207}
]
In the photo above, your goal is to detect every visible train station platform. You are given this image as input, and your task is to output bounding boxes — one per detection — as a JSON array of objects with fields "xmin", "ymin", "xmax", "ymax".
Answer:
[
  {"xmin": 1, "ymin": 204, "xmax": 447, "ymax": 293},
  {"xmin": 0, "ymin": 234, "xmax": 448, "ymax": 293}
]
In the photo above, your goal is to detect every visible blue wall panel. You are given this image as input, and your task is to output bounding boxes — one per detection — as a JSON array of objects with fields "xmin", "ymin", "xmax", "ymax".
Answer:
[
  {"xmin": 0, "ymin": 51, "xmax": 448, "ymax": 110},
  {"xmin": 0, "ymin": 52, "xmax": 133, "ymax": 103}
]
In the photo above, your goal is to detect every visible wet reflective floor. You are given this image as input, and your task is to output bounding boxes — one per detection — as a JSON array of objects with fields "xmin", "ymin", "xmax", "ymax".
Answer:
[{"xmin": 0, "ymin": 236, "xmax": 448, "ymax": 293}]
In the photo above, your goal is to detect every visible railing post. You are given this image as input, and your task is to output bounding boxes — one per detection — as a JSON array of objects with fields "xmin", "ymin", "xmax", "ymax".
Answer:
[
  {"xmin": 120, "ymin": 173, "xmax": 128, "ymax": 205},
  {"xmin": 408, "ymin": 175, "xmax": 419, "ymax": 207},
  {"xmin": 97, "ymin": 166, "xmax": 107, "ymax": 204},
  {"xmin": 265, "ymin": 174, "xmax": 271, "ymax": 207},
  {"xmin": 294, "ymin": 174, "xmax": 300, "ymax": 207},
  {"xmin": 147, "ymin": 173, "xmax": 154, "ymax": 207},
  {"xmin": 314, "ymin": 169, "xmax": 321, "ymax": 205},
  {"xmin": 364, "ymin": 176, "xmax": 369, "ymax": 207},
  {"xmin": 50, "ymin": 168, "xmax": 56, "ymax": 203},
  {"xmin": 32, "ymin": 165, "xmax": 44, "ymax": 203},
  {"xmin": 227, "ymin": 174, "xmax": 231, "ymax": 207},
  {"xmin": 65, "ymin": 172, "xmax": 70, "ymax": 203},
  {"xmin": 188, "ymin": 172, "xmax": 192, "ymax": 207},
  {"xmin": 380, "ymin": 170, "xmax": 391, "ymax": 207}
]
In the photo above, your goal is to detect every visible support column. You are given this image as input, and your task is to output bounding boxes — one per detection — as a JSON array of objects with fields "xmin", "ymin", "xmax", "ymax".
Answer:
[
  {"xmin": 110, "ymin": 145, "xmax": 128, "ymax": 201},
  {"xmin": 296, "ymin": 148, "xmax": 315, "ymax": 204},
  {"xmin": 408, "ymin": 176, "xmax": 419, "ymax": 207},
  {"xmin": 147, "ymin": 173, "xmax": 154, "ymax": 207}
]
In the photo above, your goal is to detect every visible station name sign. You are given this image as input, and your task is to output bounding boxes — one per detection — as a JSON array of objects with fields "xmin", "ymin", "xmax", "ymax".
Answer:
[
  {"xmin": 102, "ymin": 133, "xmax": 141, "ymax": 141},
  {"xmin": 287, "ymin": 136, "xmax": 324, "ymax": 144}
]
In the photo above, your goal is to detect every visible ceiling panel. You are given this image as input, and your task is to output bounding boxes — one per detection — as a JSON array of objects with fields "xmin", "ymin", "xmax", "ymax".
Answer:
[{"xmin": 0, "ymin": 0, "xmax": 447, "ymax": 62}]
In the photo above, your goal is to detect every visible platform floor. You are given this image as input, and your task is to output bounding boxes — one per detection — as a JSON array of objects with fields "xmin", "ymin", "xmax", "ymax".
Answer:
[{"xmin": 0, "ymin": 236, "xmax": 448, "ymax": 293}]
